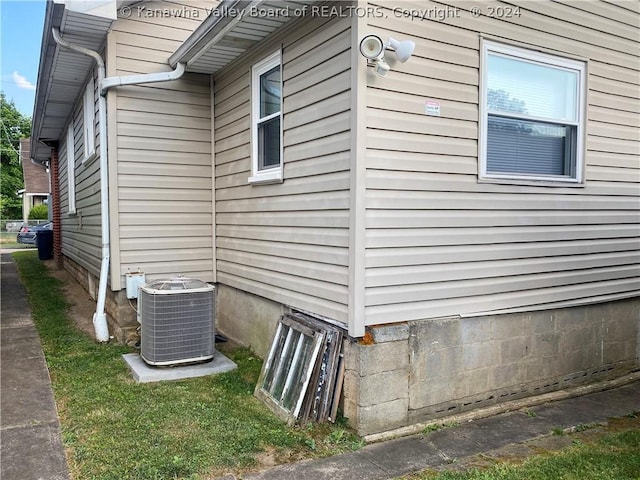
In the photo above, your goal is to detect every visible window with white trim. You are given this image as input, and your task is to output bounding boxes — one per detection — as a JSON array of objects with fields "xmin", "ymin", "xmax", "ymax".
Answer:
[
  {"xmin": 479, "ymin": 41, "xmax": 586, "ymax": 183},
  {"xmin": 83, "ymin": 76, "xmax": 96, "ymax": 162},
  {"xmin": 249, "ymin": 51, "xmax": 282, "ymax": 184},
  {"xmin": 66, "ymin": 125, "xmax": 76, "ymax": 213}
]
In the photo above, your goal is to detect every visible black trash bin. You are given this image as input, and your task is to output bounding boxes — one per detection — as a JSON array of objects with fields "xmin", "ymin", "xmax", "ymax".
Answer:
[{"xmin": 36, "ymin": 229, "xmax": 53, "ymax": 260}]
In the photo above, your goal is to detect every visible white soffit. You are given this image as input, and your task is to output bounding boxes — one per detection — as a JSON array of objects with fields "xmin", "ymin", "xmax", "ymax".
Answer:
[
  {"xmin": 172, "ymin": 0, "xmax": 319, "ymax": 74},
  {"xmin": 32, "ymin": 2, "xmax": 115, "ymax": 163}
]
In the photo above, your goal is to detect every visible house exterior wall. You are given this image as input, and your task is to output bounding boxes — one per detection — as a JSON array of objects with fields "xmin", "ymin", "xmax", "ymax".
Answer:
[
  {"xmin": 362, "ymin": 0, "xmax": 640, "ymax": 326},
  {"xmin": 213, "ymin": 14, "xmax": 353, "ymax": 340},
  {"xmin": 58, "ymin": 67, "xmax": 103, "ymax": 279},
  {"xmin": 108, "ymin": 0, "xmax": 217, "ymax": 293},
  {"xmin": 338, "ymin": 0, "xmax": 640, "ymax": 436}
]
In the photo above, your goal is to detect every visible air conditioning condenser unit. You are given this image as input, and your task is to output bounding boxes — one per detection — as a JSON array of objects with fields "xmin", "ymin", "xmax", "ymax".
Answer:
[{"xmin": 138, "ymin": 277, "xmax": 215, "ymax": 366}]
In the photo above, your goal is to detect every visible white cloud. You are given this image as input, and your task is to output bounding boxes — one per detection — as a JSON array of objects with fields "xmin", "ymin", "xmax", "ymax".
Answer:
[{"xmin": 12, "ymin": 71, "xmax": 35, "ymax": 91}]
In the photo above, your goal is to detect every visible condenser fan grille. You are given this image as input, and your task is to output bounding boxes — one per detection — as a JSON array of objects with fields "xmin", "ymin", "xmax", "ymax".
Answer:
[{"xmin": 140, "ymin": 281, "xmax": 215, "ymax": 366}]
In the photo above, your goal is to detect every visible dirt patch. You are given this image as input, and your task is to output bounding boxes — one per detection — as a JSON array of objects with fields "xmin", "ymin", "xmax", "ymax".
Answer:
[{"xmin": 45, "ymin": 260, "xmax": 97, "ymax": 341}]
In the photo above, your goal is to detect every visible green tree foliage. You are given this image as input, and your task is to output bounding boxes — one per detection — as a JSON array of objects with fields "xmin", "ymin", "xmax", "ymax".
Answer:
[
  {"xmin": 1, "ymin": 93, "xmax": 31, "ymax": 219},
  {"xmin": 28, "ymin": 204, "xmax": 48, "ymax": 220}
]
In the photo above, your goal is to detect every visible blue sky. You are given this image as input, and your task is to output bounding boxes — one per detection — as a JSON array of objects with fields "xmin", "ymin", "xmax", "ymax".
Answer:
[{"xmin": 1, "ymin": 0, "xmax": 46, "ymax": 117}]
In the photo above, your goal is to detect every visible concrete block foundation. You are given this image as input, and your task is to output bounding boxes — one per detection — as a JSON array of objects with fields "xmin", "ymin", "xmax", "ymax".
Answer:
[
  {"xmin": 62, "ymin": 256, "xmax": 138, "ymax": 344},
  {"xmin": 343, "ymin": 298, "xmax": 639, "ymax": 436},
  {"xmin": 215, "ymin": 283, "xmax": 284, "ymax": 359}
]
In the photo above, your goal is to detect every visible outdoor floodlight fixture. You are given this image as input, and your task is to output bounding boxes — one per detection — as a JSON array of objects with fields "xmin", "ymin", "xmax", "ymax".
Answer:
[
  {"xmin": 386, "ymin": 37, "xmax": 416, "ymax": 63},
  {"xmin": 359, "ymin": 34, "xmax": 416, "ymax": 77},
  {"xmin": 359, "ymin": 34, "xmax": 385, "ymax": 60}
]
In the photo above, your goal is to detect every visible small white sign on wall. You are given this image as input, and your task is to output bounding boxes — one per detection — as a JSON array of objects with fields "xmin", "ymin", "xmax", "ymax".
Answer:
[{"xmin": 424, "ymin": 100, "xmax": 441, "ymax": 116}]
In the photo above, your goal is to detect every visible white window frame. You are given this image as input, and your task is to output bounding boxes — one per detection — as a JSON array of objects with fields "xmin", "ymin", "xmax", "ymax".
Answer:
[
  {"xmin": 83, "ymin": 76, "xmax": 96, "ymax": 163},
  {"xmin": 66, "ymin": 125, "xmax": 76, "ymax": 214},
  {"xmin": 249, "ymin": 50, "xmax": 283, "ymax": 184},
  {"xmin": 479, "ymin": 40, "xmax": 586, "ymax": 185}
]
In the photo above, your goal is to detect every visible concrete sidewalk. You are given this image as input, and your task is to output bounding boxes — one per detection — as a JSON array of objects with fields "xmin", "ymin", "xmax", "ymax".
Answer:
[
  {"xmin": 240, "ymin": 378, "xmax": 640, "ymax": 480},
  {"xmin": 1, "ymin": 252, "xmax": 69, "ymax": 480}
]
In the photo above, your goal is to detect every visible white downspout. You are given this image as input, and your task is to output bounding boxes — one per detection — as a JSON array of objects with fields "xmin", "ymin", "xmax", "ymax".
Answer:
[{"xmin": 52, "ymin": 28, "xmax": 185, "ymax": 342}]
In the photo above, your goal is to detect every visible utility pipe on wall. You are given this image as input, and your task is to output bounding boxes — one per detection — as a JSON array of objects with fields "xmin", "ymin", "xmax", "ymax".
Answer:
[{"xmin": 52, "ymin": 27, "xmax": 186, "ymax": 342}]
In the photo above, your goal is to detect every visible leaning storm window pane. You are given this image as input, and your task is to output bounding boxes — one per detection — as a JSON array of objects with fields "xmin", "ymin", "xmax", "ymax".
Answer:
[
  {"xmin": 487, "ymin": 116, "xmax": 575, "ymax": 176},
  {"xmin": 487, "ymin": 54, "xmax": 578, "ymax": 121},
  {"xmin": 260, "ymin": 66, "xmax": 281, "ymax": 118},
  {"xmin": 258, "ymin": 116, "xmax": 281, "ymax": 169}
]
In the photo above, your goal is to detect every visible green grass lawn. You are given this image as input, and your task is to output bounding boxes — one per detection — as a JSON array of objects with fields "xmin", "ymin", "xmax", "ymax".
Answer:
[{"xmin": 13, "ymin": 251, "xmax": 362, "ymax": 480}]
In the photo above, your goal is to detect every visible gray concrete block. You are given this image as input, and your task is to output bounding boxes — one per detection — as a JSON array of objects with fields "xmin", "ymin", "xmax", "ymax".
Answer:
[
  {"xmin": 603, "ymin": 341, "xmax": 628, "ymax": 364},
  {"xmin": 463, "ymin": 342, "xmax": 497, "ymax": 370},
  {"xmin": 454, "ymin": 368, "xmax": 491, "ymax": 399},
  {"xmin": 493, "ymin": 363, "xmax": 525, "ymax": 388},
  {"xmin": 370, "ymin": 323, "xmax": 409, "ymax": 343},
  {"xmin": 357, "ymin": 398, "xmax": 408, "ymax": 436},
  {"xmin": 358, "ymin": 369, "xmax": 408, "ymax": 406},
  {"xmin": 532, "ymin": 332, "xmax": 559, "ymax": 357},
  {"xmin": 122, "ymin": 352, "xmax": 237, "ymax": 383},
  {"xmin": 609, "ymin": 298, "xmax": 640, "ymax": 323},
  {"xmin": 357, "ymin": 341, "xmax": 409, "ymax": 376},
  {"xmin": 554, "ymin": 306, "xmax": 587, "ymax": 331},
  {"xmin": 423, "ymin": 346, "xmax": 463, "ymax": 378},
  {"xmin": 526, "ymin": 313, "xmax": 556, "ymax": 335},
  {"xmin": 524, "ymin": 358, "xmax": 556, "ymax": 383},
  {"xmin": 491, "ymin": 315, "xmax": 524, "ymax": 341},
  {"xmin": 460, "ymin": 318, "xmax": 491, "ymax": 344},
  {"xmin": 411, "ymin": 318, "xmax": 461, "ymax": 349},
  {"xmin": 409, "ymin": 380, "xmax": 453, "ymax": 410},
  {"xmin": 500, "ymin": 337, "xmax": 530, "ymax": 364}
]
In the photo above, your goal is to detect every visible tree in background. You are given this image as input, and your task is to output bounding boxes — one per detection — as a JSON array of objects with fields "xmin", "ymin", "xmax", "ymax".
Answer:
[{"xmin": 1, "ymin": 93, "xmax": 31, "ymax": 219}]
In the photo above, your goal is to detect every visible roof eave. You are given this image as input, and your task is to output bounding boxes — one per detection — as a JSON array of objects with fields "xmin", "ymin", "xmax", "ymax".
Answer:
[
  {"xmin": 30, "ymin": 1, "xmax": 65, "ymax": 165},
  {"xmin": 30, "ymin": 1, "xmax": 116, "ymax": 165},
  {"xmin": 168, "ymin": 0, "xmax": 254, "ymax": 68}
]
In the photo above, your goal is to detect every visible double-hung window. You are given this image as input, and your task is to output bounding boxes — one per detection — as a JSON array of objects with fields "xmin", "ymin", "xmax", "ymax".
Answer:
[
  {"xmin": 479, "ymin": 41, "xmax": 586, "ymax": 184},
  {"xmin": 83, "ymin": 76, "xmax": 96, "ymax": 162},
  {"xmin": 66, "ymin": 124, "xmax": 76, "ymax": 214},
  {"xmin": 250, "ymin": 51, "xmax": 282, "ymax": 184}
]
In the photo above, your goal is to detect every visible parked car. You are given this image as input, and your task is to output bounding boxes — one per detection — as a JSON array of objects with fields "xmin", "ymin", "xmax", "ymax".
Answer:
[{"xmin": 16, "ymin": 222, "xmax": 53, "ymax": 245}]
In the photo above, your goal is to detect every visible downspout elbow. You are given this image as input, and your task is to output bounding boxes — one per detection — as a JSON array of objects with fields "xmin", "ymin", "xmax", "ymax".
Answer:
[
  {"xmin": 52, "ymin": 28, "xmax": 104, "ymax": 70},
  {"xmin": 100, "ymin": 62, "xmax": 186, "ymax": 95}
]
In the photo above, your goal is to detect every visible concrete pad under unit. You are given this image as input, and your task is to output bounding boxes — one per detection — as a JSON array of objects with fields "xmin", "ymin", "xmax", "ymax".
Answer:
[{"xmin": 123, "ymin": 352, "xmax": 237, "ymax": 383}]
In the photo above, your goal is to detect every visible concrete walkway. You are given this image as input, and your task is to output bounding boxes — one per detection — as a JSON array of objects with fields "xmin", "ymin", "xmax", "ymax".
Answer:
[
  {"xmin": 1, "ymin": 252, "xmax": 69, "ymax": 480},
  {"xmin": 240, "ymin": 378, "xmax": 640, "ymax": 480}
]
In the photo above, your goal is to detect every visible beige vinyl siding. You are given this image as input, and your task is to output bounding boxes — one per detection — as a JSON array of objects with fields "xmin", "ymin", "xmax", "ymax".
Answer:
[
  {"xmin": 363, "ymin": 0, "xmax": 640, "ymax": 325},
  {"xmin": 214, "ymin": 15, "xmax": 352, "ymax": 323},
  {"xmin": 59, "ymin": 67, "xmax": 103, "ymax": 277},
  {"xmin": 110, "ymin": 0, "xmax": 216, "ymax": 288}
]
